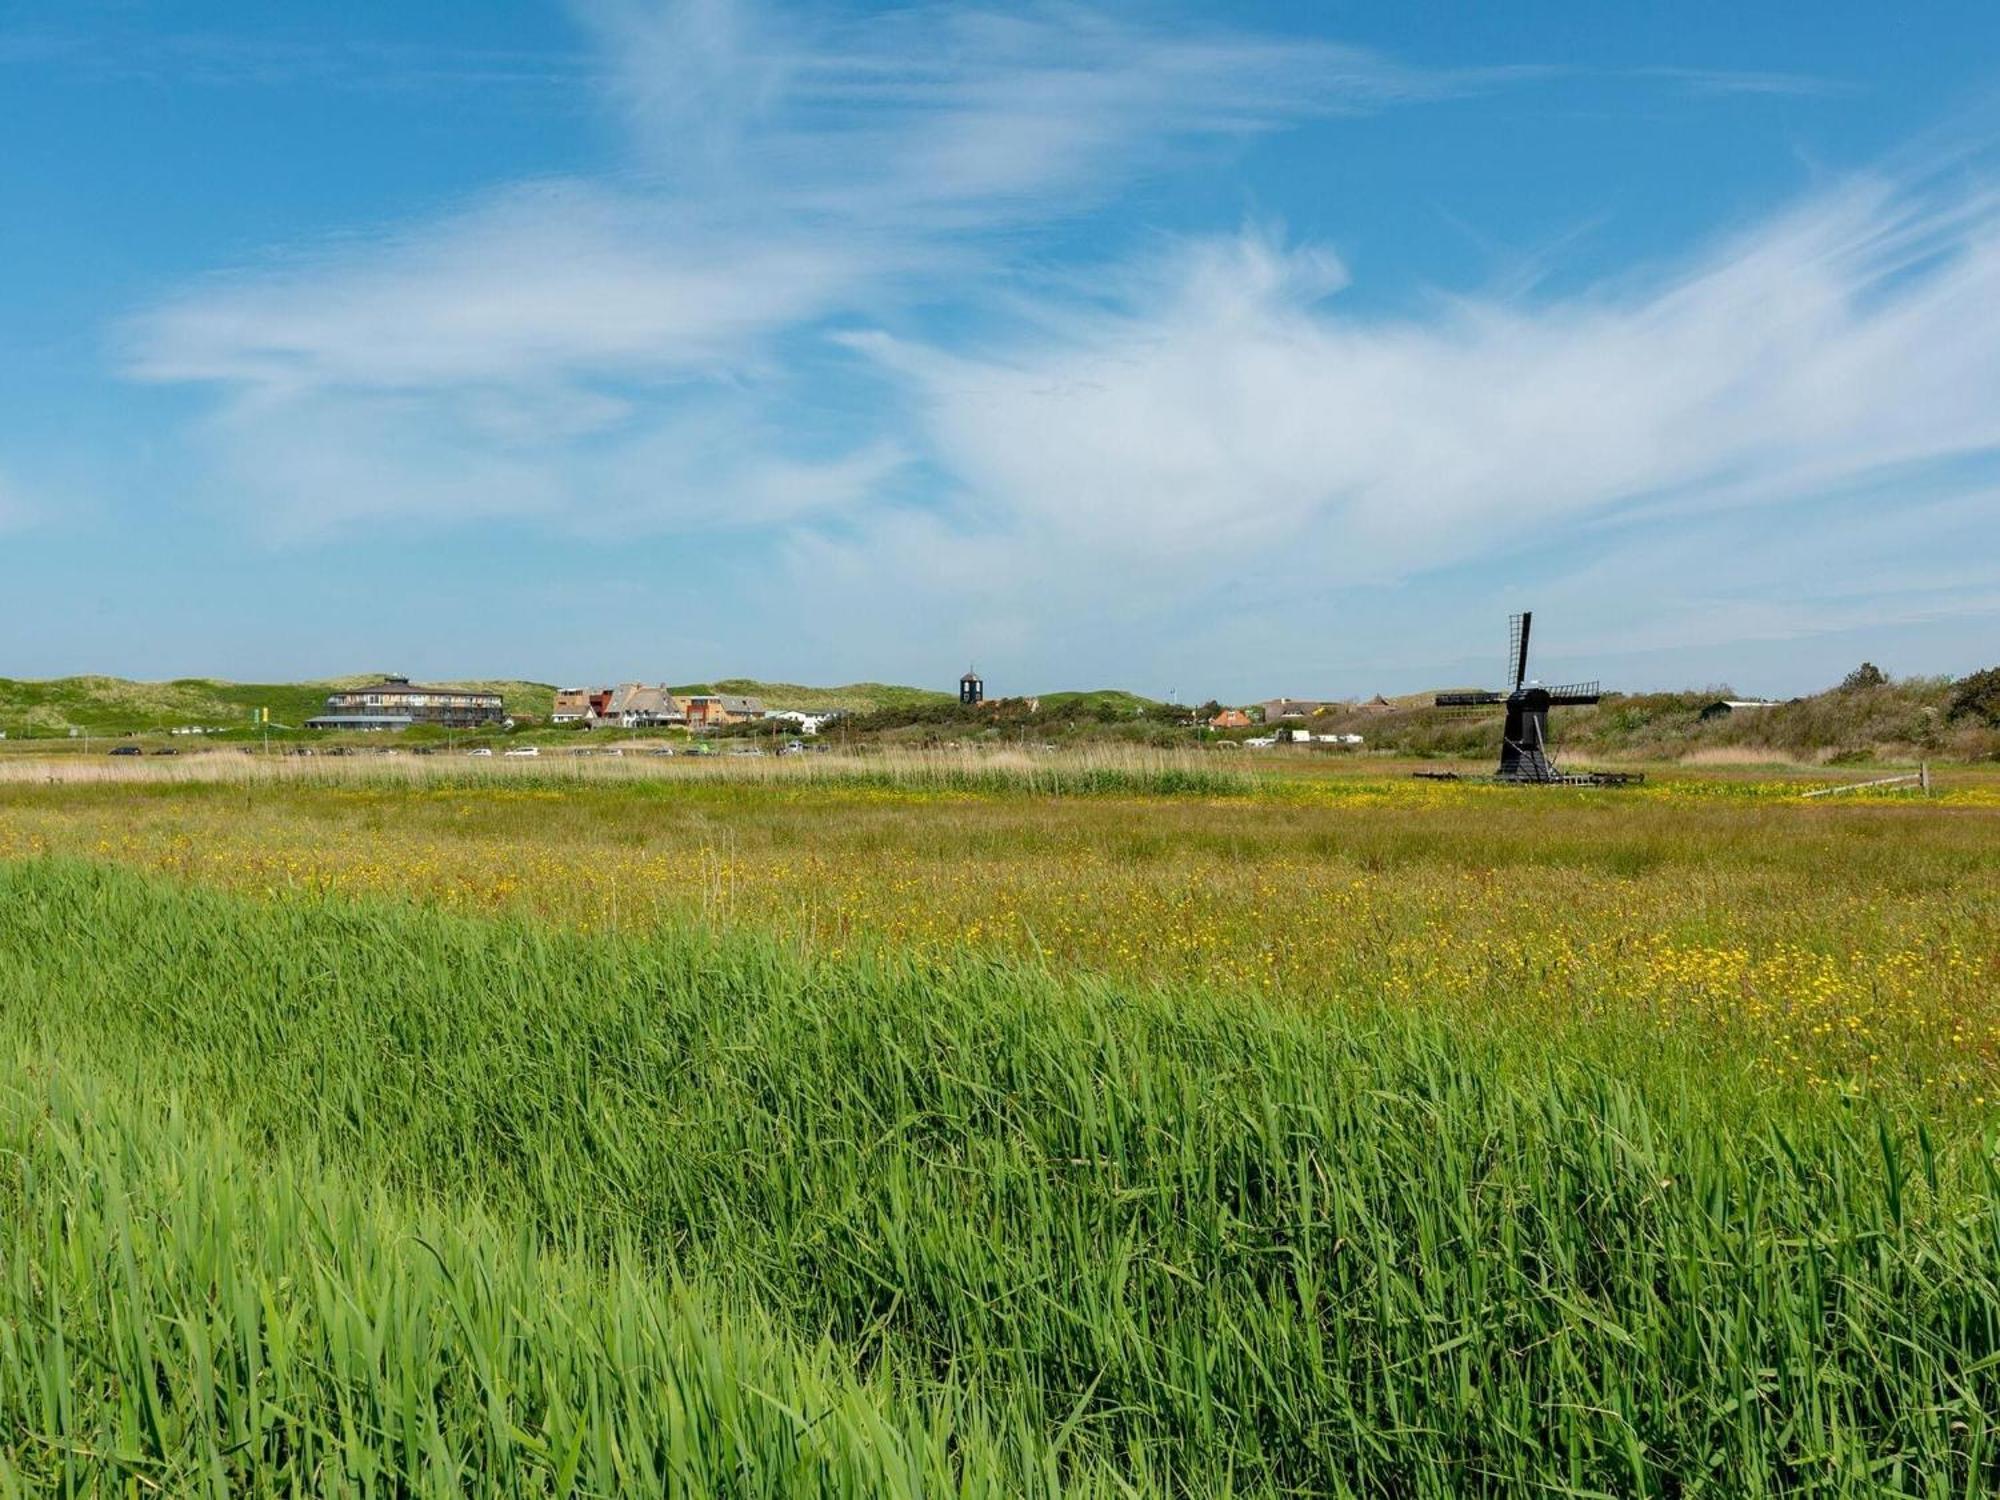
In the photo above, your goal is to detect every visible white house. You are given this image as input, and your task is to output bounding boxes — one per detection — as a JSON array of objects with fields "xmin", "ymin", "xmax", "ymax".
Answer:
[{"xmin": 767, "ymin": 709, "xmax": 839, "ymax": 736}]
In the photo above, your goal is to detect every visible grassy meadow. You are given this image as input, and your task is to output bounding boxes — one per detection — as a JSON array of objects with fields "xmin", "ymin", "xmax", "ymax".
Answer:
[{"xmin": 0, "ymin": 753, "xmax": 1996, "ymax": 1494}]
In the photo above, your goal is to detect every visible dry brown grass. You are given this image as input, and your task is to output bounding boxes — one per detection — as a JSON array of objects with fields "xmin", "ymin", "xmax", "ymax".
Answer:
[
  {"xmin": 1679, "ymin": 745, "xmax": 1828, "ymax": 767},
  {"xmin": 0, "ymin": 742, "xmax": 1251, "ymax": 795}
]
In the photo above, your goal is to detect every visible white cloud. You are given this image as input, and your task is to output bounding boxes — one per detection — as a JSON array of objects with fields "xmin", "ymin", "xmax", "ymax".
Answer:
[
  {"xmin": 123, "ymin": 1, "xmax": 1515, "ymax": 540},
  {"xmin": 1636, "ymin": 66, "xmax": 1855, "ymax": 99},
  {"xmin": 580, "ymin": 1, "xmax": 1503, "ymax": 218},
  {"xmin": 842, "ymin": 175, "xmax": 2000, "ymax": 603},
  {"xmin": 128, "ymin": 181, "xmax": 895, "ymax": 391},
  {"xmin": 0, "ymin": 28, "xmax": 594, "ymax": 92},
  {"xmin": 195, "ymin": 385, "xmax": 908, "ymax": 541}
]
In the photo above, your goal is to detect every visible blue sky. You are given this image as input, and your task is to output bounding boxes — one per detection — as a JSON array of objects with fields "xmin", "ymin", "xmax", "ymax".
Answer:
[{"xmin": 4, "ymin": 1, "xmax": 1999, "ymax": 699}]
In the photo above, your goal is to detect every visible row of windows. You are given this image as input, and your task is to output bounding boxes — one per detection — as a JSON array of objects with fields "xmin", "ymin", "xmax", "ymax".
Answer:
[{"xmin": 328, "ymin": 694, "xmax": 502, "ymax": 709}]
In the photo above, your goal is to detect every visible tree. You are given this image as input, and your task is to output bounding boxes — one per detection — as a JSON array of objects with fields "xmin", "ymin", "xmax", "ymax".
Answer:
[
  {"xmin": 1949, "ymin": 666, "xmax": 2000, "ymax": 726},
  {"xmin": 1840, "ymin": 662, "xmax": 1888, "ymax": 692}
]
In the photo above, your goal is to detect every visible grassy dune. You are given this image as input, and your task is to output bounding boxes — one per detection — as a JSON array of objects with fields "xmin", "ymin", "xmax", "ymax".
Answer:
[
  {"xmin": 3, "ymin": 859, "xmax": 1999, "ymax": 1495},
  {"xmin": 0, "ymin": 674, "xmax": 558, "ymax": 735},
  {"xmin": 672, "ymin": 679, "xmax": 953, "ymax": 713}
]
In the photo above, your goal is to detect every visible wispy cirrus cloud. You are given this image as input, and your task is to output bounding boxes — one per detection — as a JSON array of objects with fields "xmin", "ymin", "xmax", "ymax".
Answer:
[
  {"xmin": 781, "ymin": 167, "xmax": 2000, "ymax": 679},
  {"xmin": 0, "ymin": 27, "xmax": 591, "ymax": 91},
  {"xmin": 583, "ymin": 0, "xmax": 1529, "ymax": 216},
  {"xmin": 850, "ymin": 173, "xmax": 2000, "ymax": 578},
  {"xmin": 860, "ymin": 178, "xmax": 2000, "ymax": 568},
  {"xmin": 192, "ymin": 384, "xmax": 907, "ymax": 540},
  {"xmin": 124, "ymin": 0, "xmax": 1522, "ymax": 541},
  {"xmin": 129, "ymin": 180, "xmax": 902, "ymax": 391},
  {"xmin": 1637, "ymin": 65, "xmax": 1856, "ymax": 99}
]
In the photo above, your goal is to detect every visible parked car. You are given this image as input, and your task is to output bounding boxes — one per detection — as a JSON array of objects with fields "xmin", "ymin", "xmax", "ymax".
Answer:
[
  {"xmin": 503, "ymin": 746, "xmax": 539, "ymax": 758},
  {"xmin": 645, "ymin": 748, "xmax": 676, "ymax": 757},
  {"xmin": 109, "ymin": 745, "xmax": 142, "ymax": 756},
  {"xmin": 467, "ymin": 747, "xmax": 494, "ymax": 757},
  {"xmin": 149, "ymin": 747, "xmax": 179, "ymax": 756}
]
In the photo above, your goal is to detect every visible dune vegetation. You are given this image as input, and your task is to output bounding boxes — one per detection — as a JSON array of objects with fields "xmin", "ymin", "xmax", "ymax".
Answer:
[
  {"xmin": 8, "ymin": 661, "xmax": 1998, "ymax": 766},
  {"xmin": 0, "ymin": 674, "xmax": 558, "ymax": 737}
]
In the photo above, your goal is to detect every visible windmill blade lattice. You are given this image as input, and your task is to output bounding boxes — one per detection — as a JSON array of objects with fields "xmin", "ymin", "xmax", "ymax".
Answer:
[
  {"xmin": 1545, "ymin": 681, "xmax": 1602, "ymax": 707},
  {"xmin": 1509, "ymin": 612, "xmax": 1533, "ymax": 689}
]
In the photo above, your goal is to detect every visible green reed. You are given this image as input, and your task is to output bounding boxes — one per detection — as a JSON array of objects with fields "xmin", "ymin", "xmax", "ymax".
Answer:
[{"xmin": 0, "ymin": 859, "xmax": 1996, "ymax": 1495}]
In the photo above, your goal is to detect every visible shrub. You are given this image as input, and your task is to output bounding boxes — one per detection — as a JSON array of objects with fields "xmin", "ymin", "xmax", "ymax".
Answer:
[{"xmin": 1948, "ymin": 666, "xmax": 2000, "ymax": 726}]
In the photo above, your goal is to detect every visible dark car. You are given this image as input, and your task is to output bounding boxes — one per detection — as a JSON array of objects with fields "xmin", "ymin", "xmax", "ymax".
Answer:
[{"xmin": 109, "ymin": 745, "xmax": 142, "ymax": 756}]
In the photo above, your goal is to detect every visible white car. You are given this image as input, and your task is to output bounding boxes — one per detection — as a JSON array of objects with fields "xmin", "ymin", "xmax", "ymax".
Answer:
[
  {"xmin": 504, "ymin": 745, "xmax": 539, "ymax": 758},
  {"xmin": 1245, "ymin": 736, "xmax": 1278, "ymax": 748},
  {"xmin": 467, "ymin": 747, "xmax": 494, "ymax": 757}
]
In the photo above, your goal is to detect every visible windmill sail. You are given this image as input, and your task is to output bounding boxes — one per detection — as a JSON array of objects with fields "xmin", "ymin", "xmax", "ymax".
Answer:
[{"xmin": 1510, "ymin": 612, "xmax": 1533, "ymax": 689}]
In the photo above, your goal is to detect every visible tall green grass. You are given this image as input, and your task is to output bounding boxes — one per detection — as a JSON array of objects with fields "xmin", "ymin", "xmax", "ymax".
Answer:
[
  {"xmin": 2, "ymin": 859, "xmax": 1996, "ymax": 1494},
  {"xmin": 0, "ymin": 1075, "xmax": 1107, "ymax": 1498}
]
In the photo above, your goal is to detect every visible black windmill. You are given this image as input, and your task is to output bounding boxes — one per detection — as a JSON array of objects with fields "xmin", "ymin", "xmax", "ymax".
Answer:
[{"xmin": 1436, "ymin": 612, "xmax": 1602, "ymax": 782}]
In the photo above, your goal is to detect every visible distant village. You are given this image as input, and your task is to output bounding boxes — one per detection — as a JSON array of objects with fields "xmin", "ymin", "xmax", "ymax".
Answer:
[
  {"xmin": 294, "ymin": 671, "xmax": 1402, "ymax": 749},
  {"xmin": 301, "ymin": 676, "xmax": 838, "ymax": 747},
  {"xmin": 547, "ymin": 686, "xmax": 838, "ymax": 736},
  {"xmin": 20, "ymin": 655, "xmax": 1990, "ymax": 770}
]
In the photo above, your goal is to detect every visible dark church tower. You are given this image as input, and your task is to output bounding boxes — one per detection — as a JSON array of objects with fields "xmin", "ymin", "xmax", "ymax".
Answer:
[{"xmin": 960, "ymin": 668, "xmax": 984, "ymax": 706}]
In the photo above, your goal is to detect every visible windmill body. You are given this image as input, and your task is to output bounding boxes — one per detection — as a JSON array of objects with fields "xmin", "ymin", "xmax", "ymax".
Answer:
[
  {"xmin": 1436, "ymin": 612, "xmax": 1603, "ymax": 783},
  {"xmin": 1497, "ymin": 686, "xmax": 1558, "ymax": 781}
]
